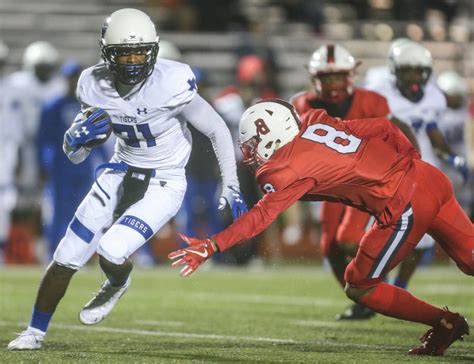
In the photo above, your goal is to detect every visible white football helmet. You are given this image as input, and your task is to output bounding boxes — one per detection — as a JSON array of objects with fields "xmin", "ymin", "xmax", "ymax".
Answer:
[
  {"xmin": 23, "ymin": 41, "xmax": 59, "ymax": 71},
  {"xmin": 387, "ymin": 38, "xmax": 413, "ymax": 61},
  {"xmin": 390, "ymin": 42, "xmax": 432, "ymax": 101},
  {"xmin": 389, "ymin": 42, "xmax": 432, "ymax": 73},
  {"xmin": 101, "ymin": 8, "xmax": 159, "ymax": 84},
  {"xmin": 437, "ymin": 70, "xmax": 468, "ymax": 97},
  {"xmin": 23, "ymin": 41, "xmax": 59, "ymax": 82},
  {"xmin": 308, "ymin": 44, "xmax": 356, "ymax": 75},
  {"xmin": 307, "ymin": 44, "xmax": 358, "ymax": 102},
  {"xmin": 158, "ymin": 40, "xmax": 182, "ymax": 61},
  {"xmin": 239, "ymin": 100, "xmax": 300, "ymax": 168}
]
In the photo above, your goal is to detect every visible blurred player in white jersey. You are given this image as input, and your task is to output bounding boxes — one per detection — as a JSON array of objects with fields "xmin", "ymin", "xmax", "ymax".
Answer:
[
  {"xmin": 0, "ymin": 40, "xmax": 16, "ymax": 263},
  {"xmin": 436, "ymin": 71, "xmax": 472, "ymax": 215},
  {"xmin": 8, "ymin": 8, "xmax": 246, "ymax": 350},
  {"xmin": 4, "ymin": 41, "xmax": 66, "ymax": 209},
  {"xmin": 365, "ymin": 41, "xmax": 469, "ymax": 289}
]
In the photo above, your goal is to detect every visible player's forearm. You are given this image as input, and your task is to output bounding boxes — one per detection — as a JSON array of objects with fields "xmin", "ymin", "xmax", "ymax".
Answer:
[
  {"xmin": 212, "ymin": 178, "xmax": 315, "ymax": 251},
  {"xmin": 391, "ymin": 117, "xmax": 420, "ymax": 151},
  {"xmin": 181, "ymin": 94, "xmax": 238, "ymax": 187}
]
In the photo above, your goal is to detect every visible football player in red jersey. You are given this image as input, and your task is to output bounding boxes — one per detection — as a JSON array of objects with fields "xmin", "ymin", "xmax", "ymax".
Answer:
[
  {"xmin": 169, "ymin": 99, "xmax": 473, "ymax": 356},
  {"xmin": 291, "ymin": 44, "xmax": 418, "ymax": 320}
]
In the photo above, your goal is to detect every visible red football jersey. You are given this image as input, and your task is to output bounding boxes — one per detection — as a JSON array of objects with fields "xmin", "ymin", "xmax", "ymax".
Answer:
[
  {"xmin": 291, "ymin": 88, "xmax": 390, "ymax": 119},
  {"xmin": 213, "ymin": 109, "xmax": 420, "ymax": 251}
]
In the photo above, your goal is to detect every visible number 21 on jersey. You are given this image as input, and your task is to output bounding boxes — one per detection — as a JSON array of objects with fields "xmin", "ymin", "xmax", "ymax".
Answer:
[{"xmin": 301, "ymin": 123, "xmax": 361, "ymax": 154}]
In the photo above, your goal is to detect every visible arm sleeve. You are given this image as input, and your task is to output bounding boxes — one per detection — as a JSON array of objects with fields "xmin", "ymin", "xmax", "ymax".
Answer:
[
  {"xmin": 212, "ymin": 178, "xmax": 315, "ymax": 251},
  {"xmin": 179, "ymin": 94, "xmax": 239, "ymax": 187}
]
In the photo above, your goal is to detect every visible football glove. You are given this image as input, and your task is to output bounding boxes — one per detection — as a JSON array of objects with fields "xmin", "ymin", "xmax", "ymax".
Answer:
[
  {"xmin": 218, "ymin": 185, "xmax": 248, "ymax": 221},
  {"xmin": 65, "ymin": 108, "xmax": 111, "ymax": 151},
  {"xmin": 168, "ymin": 233, "xmax": 218, "ymax": 277},
  {"xmin": 448, "ymin": 155, "xmax": 469, "ymax": 184}
]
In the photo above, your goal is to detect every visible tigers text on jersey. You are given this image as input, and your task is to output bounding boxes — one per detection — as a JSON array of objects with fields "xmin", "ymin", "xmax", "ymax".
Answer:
[
  {"xmin": 213, "ymin": 109, "xmax": 420, "ymax": 250},
  {"xmin": 77, "ymin": 59, "xmax": 198, "ymax": 171},
  {"xmin": 366, "ymin": 80, "xmax": 446, "ymax": 167},
  {"xmin": 291, "ymin": 88, "xmax": 390, "ymax": 119}
]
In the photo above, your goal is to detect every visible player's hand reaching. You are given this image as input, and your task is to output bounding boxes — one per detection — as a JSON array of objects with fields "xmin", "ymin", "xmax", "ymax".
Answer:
[
  {"xmin": 168, "ymin": 233, "xmax": 219, "ymax": 277},
  {"xmin": 65, "ymin": 108, "xmax": 111, "ymax": 151},
  {"xmin": 218, "ymin": 185, "xmax": 248, "ymax": 221}
]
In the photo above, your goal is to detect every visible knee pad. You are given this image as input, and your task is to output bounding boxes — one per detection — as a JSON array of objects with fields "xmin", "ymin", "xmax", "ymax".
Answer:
[{"xmin": 344, "ymin": 260, "xmax": 382, "ymax": 288}]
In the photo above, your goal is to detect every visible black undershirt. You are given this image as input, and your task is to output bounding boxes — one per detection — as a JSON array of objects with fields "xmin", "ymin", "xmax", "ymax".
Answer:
[{"xmin": 307, "ymin": 95, "xmax": 354, "ymax": 118}]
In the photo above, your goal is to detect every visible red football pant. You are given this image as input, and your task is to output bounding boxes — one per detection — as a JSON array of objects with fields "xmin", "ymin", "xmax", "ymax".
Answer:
[{"xmin": 345, "ymin": 160, "xmax": 474, "ymax": 325}]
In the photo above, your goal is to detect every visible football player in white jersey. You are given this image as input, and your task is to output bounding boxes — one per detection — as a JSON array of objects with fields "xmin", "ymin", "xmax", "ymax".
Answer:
[
  {"xmin": 0, "ymin": 39, "xmax": 16, "ymax": 264},
  {"xmin": 4, "ymin": 41, "xmax": 66, "ymax": 208},
  {"xmin": 8, "ymin": 8, "xmax": 246, "ymax": 350},
  {"xmin": 437, "ymin": 70, "xmax": 471, "ymax": 215},
  {"xmin": 365, "ymin": 41, "xmax": 469, "ymax": 289}
]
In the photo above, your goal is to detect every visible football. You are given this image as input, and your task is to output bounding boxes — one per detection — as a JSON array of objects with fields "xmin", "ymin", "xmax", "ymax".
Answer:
[{"xmin": 82, "ymin": 106, "xmax": 112, "ymax": 148}]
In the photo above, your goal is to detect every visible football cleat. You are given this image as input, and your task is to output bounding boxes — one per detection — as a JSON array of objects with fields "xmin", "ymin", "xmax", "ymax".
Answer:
[
  {"xmin": 408, "ymin": 307, "xmax": 469, "ymax": 356},
  {"xmin": 79, "ymin": 277, "xmax": 131, "ymax": 325},
  {"xmin": 7, "ymin": 328, "xmax": 44, "ymax": 350},
  {"xmin": 336, "ymin": 303, "xmax": 376, "ymax": 320}
]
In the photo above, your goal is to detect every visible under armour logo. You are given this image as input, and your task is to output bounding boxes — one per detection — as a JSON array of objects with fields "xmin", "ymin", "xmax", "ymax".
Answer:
[
  {"xmin": 233, "ymin": 194, "xmax": 243, "ymax": 203},
  {"xmin": 187, "ymin": 78, "xmax": 197, "ymax": 91},
  {"xmin": 74, "ymin": 127, "xmax": 89, "ymax": 137},
  {"xmin": 137, "ymin": 108, "xmax": 148, "ymax": 115}
]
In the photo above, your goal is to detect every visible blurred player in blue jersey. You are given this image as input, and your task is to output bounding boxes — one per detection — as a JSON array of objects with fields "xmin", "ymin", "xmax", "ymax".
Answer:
[{"xmin": 8, "ymin": 8, "xmax": 245, "ymax": 350}]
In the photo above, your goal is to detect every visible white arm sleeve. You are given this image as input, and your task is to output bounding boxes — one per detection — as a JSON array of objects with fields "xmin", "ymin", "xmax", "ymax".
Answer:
[{"xmin": 180, "ymin": 94, "xmax": 239, "ymax": 188}]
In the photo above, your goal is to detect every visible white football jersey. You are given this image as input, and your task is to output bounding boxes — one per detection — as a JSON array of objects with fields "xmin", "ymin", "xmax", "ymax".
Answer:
[
  {"xmin": 2, "ymin": 71, "xmax": 66, "ymax": 190},
  {"xmin": 77, "ymin": 59, "xmax": 197, "ymax": 171},
  {"xmin": 366, "ymin": 80, "xmax": 447, "ymax": 167}
]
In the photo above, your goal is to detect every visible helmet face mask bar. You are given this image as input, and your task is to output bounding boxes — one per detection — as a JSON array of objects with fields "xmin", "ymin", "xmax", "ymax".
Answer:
[{"xmin": 101, "ymin": 42, "xmax": 159, "ymax": 85}]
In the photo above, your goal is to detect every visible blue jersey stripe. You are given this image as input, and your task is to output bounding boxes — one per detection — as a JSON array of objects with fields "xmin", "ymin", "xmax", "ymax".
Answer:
[{"xmin": 70, "ymin": 216, "xmax": 94, "ymax": 244}]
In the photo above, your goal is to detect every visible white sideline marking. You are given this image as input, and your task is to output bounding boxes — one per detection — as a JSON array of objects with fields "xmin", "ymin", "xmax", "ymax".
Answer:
[
  {"xmin": 191, "ymin": 292, "xmax": 341, "ymax": 307},
  {"xmin": 292, "ymin": 320, "xmax": 341, "ymax": 328},
  {"xmin": 1, "ymin": 321, "xmax": 471, "ymax": 353},
  {"xmin": 134, "ymin": 320, "xmax": 184, "ymax": 327}
]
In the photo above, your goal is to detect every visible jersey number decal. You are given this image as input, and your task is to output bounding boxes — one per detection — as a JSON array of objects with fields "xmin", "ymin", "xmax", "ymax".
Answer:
[
  {"xmin": 301, "ymin": 123, "xmax": 361, "ymax": 154},
  {"xmin": 112, "ymin": 124, "xmax": 156, "ymax": 148}
]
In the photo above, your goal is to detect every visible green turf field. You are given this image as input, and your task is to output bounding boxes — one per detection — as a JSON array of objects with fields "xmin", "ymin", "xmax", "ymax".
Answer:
[{"xmin": 0, "ymin": 264, "xmax": 473, "ymax": 363}]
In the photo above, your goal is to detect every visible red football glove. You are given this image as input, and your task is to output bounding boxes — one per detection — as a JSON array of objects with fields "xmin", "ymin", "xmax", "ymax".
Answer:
[{"xmin": 168, "ymin": 233, "xmax": 218, "ymax": 277}]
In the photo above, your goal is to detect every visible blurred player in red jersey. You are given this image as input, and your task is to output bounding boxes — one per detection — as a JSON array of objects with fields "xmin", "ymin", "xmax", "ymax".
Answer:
[
  {"xmin": 169, "ymin": 99, "xmax": 473, "ymax": 356},
  {"xmin": 291, "ymin": 44, "xmax": 418, "ymax": 320}
]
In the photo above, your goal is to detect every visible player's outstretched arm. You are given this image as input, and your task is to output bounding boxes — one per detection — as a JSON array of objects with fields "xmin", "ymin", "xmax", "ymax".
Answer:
[
  {"xmin": 179, "ymin": 94, "xmax": 247, "ymax": 220},
  {"xmin": 168, "ymin": 178, "xmax": 315, "ymax": 277}
]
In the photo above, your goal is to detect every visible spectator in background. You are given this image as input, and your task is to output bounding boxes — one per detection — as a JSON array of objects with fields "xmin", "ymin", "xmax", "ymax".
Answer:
[
  {"xmin": 4, "ymin": 41, "xmax": 66, "ymax": 263},
  {"xmin": 36, "ymin": 60, "xmax": 110, "ymax": 260},
  {"xmin": 213, "ymin": 54, "xmax": 279, "ymax": 264},
  {"xmin": 0, "ymin": 39, "xmax": 15, "ymax": 263},
  {"xmin": 436, "ymin": 70, "xmax": 472, "ymax": 216}
]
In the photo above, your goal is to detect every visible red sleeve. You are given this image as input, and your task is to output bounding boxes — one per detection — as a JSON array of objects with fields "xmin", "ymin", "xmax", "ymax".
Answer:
[
  {"xmin": 369, "ymin": 92, "xmax": 390, "ymax": 118},
  {"xmin": 345, "ymin": 117, "xmax": 420, "ymax": 159},
  {"xmin": 212, "ymin": 178, "xmax": 315, "ymax": 251}
]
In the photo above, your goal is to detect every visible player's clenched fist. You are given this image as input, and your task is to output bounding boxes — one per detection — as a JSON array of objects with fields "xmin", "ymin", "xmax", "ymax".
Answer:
[{"xmin": 168, "ymin": 233, "xmax": 219, "ymax": 277}]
